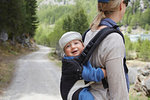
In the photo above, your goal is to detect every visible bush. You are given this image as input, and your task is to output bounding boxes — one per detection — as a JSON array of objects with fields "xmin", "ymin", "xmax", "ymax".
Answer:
[
  {"xmin": 125, "ymin": 35, "xmax": 137, "ymax": 59},
  {"xmin": 127, "ymin": 26, "xmax": 132, "ymax": 33},
  {"xmin": 138, "ymin": 39, "xmax": 150, "ymax": 61},
  {"xmin": 145, "ymin": 24, "xmax": 150, "ymax": 31}
]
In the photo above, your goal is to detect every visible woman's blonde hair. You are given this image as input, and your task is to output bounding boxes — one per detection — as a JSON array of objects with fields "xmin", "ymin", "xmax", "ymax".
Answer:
[{"xmin": 90, "ymin": 0, "xmax": 122, "ymax": 30}]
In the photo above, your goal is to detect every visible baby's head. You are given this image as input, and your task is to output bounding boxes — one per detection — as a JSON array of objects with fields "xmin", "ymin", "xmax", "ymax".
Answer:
[{"xmin": 59, "ymin": 31, "xmax": 84, "ymax": 57}]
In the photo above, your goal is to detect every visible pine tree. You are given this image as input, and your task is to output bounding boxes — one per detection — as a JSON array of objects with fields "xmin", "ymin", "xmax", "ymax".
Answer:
[
  {"xmin": 63, "ymin": 15, "xmax": 72, "ymax": 32},
  {"xmin": 25, "ymin": 0, "xmax": 38, "ymax": 37},
  {"xmin": 139, "ymin": 39, "xmax": 150, "ymax": 61},
  {"xmin": 0, "ymin": 0, "xmax": 8, "ymax": 32},
  {"xmin": 7, "ymin": 0, "xmax": 27, "ymax": 42},
  {"xmin": 72, "ymin": 8, "xmax": 89, "ymax": 34}
]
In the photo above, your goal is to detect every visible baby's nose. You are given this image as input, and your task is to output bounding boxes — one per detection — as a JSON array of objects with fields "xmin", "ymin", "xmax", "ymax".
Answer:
[{"xmin": 71, "ymin": 44, "xmax": 75, "ymax": 48}]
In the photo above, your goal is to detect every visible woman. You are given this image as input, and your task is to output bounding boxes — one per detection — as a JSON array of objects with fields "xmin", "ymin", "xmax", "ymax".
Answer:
[{"xmin": 83, "ymin": 0, "xmax": 130, "ymax": 100}]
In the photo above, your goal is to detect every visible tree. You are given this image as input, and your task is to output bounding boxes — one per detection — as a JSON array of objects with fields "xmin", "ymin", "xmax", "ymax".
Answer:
[
  {"xmin": 38, "ymin": 7, "xmax": 89, "ymax": 47},
  {"xmin": 130, "ymin": 0, "xmax": 140, "ymax": 14},
  {"xmin": 127, "ymin": 26, "xmax": 132, "ymax": 33},
  {"xmin": 143, "ymin": 0, "xmax": 150, "ymax": 9},
  {"xmin": 25, "ymin": 0, "xmax": 38, "ymax": 37},
  {"xmin": 145, "ymin": 24, "xmax": 150, "ymax": 31},
  {"xmin": 143, "ymin": 8, "xmax": 150, "ymax": 26},
  {"xmin": 138, "ymin": 39, "xmax": 150, "ymax": 61},
  {"xmin": 0, "ymin": 0, "xmax": 38, "ymax": 45},
  {"xmin": 62, "ymin": 7, "xmax": 89, "ymax": 34},
  {"xmin": 139, "ymin": 8, "xmax": 150, "ymax": 29},
  {"xmin": 63, "ymin": 15, "xmax": 72, "ymax": 32},
  {"xmin": 71, "ymin": 8, "xmax": 89, "ymax": 34},
  {"xmin": 7, "ymin": 0, "xmax": 27, "ymax": 43},
  {"xmin": 0, "ymin": 0, "xmax": 8, "ymax": 32}
]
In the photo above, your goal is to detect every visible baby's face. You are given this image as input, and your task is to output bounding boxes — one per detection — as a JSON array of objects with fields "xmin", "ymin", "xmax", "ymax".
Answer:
[{"xmin": 64, "ymin": 40, "xmax": 84, "ymax": 57}]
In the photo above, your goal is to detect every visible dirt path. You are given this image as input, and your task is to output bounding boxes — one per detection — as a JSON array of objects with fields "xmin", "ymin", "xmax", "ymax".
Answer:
[{"xmin": 0, "ymin": 45, "xmax": 62, "ymax": 100}]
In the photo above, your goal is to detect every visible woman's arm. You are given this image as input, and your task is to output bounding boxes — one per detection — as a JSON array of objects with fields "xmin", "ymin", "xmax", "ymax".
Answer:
[{"xmin": 104, "ymin": 33, "xmax": 129, "ymax": 100}]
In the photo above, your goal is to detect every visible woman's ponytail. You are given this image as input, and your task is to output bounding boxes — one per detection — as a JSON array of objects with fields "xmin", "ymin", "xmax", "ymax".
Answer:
[
  {"xmin": 90, "ymin": 11, "xmax": 105, "ymax": 31},
  {"xmin": 90, "ymin": 0, "xmax": 122, "ymax": 31}
]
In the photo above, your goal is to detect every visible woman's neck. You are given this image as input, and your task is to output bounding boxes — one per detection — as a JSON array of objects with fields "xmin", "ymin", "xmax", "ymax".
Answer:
[{"xmin": 106, "ymin": 11, "xmax": 121, "ymax": 23}]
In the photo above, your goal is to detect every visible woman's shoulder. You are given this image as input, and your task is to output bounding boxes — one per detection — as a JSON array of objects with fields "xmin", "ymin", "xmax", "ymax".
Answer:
[
  {"xmin": 84, "ymin": 30, "xmax": 99, "ymax": 46},
  {"xmin": 84, "ymin": 29, "xmax": 124, "ymax": 46},
  {"xmin": 105, "ymin": 32, "xmax": 124, "ymax": 44}
]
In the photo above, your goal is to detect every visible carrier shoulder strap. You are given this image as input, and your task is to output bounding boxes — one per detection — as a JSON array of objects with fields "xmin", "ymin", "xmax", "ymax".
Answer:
[
  {"xmin": 79, "ymin": 26, "xmax": 125, "ymax": 65},
  {"xmin": 79, "ymin": 26, "xmax": 128, "ymax": 89}
]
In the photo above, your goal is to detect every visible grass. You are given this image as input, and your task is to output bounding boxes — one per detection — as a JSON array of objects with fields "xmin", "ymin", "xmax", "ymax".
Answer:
[
  {"xmin": 0, "ymin": 63, "xmax": 14, "ymax": 90},
  {"xmin": 0, "ymin": 41, "xmax": 34, "ymax": 93},
  {"xmin": 129, "ymin": 84, "xmax": 150, "ymax": 100},
  {"xmin": 129, "ymin": 94, "xmax": 149, "ymax": 100},
  {"xmin": 48, "ymin": 48, "xmax": 62, "ymax": 67}
]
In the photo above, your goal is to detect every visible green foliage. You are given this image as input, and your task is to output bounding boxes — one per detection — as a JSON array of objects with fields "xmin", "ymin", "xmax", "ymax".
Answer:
[
  {"xmin": 25, "ymin": 0, "xmax": 38, "ymax": 36},
  {"xmin": 0, "ymin": 1, "xmax": 8, "ymax": 31},
  {"xmin": 125, "ymin": 35, "xmax": 134, "ymax": 51},
  {"xmin": 6, "ymin": 0, "xmax": 26, "ymax": 36},
  {"xmin": 37, "ymin": 5, "xmax": 74, "ymax": 24},
  {"xmin": 0, "ymin": 0, "xmax": 38, "ymax": 42},
  {"xmin": 34, "ymin": 24, "xmax": 54, "ymax": 45},
  {"xmin": 35, "ymin": 6, "xmax": 89, "ymax": 47},
  {"xmin": 143, "ymin": 0, "xmax": 150, "ymax": 9},
  {"xmin": 48, "ymin": 18, "xmax": 65, "ymax": 47},
  {"xmin": 125, "ymin": 35, "xmax": 150, "ymax": 61},
  {"xmin": 127, "ymin": 26, "xmax": 132, "ymax": 33},
  {"xmin": 69, "ymin": 8, "xmax": 89, "ymax": 34},
  {"xmin": 36, "ymin": 0, "xmax": 44, "ymax": 5},
  {"xmin": 35, "ymin": 0, "xmax": 150, "ymax": 62},
  {"xmin": 138, "ymin": 39, "xmax": 150, "ymax": 61},
  {"xmin": 75, "ymin": 0, "xmax": 97, "ymax": 23},
  {"xmin": 124, "ymin": 35, "xmax": 137, "ymax": 59},
  {"xmin": 122, "ymin": 0, "xmax": 150, "ymax": 30},
  {"xmin": 63, "ymin": 15, "xmax": 73, "ymax": 32},
  {"xmin": 145, "ymin": 24, "xmax": 150, "ymax": 31},
  {"xmin": 37, "ymin": 0, "xmax": 97, "ymax": 25},
  {"xmin": 139, "ymin": 8, "xmax": 150, "ymax": 29}
]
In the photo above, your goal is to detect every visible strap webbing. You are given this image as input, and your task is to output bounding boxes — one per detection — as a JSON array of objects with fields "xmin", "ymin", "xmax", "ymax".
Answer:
[
  {"xmin": 79, "ymin": 27, "xmax": 124, "ymax": 65},
  {"xmin": 79, "ymin": 26, "xmax": 128, "ymax": 89}
]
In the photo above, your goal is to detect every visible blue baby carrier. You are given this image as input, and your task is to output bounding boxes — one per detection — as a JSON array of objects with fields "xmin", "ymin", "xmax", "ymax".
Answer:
[{"xmin": 60, "ymin": 26, "xmax": 129, "ymax": 100}]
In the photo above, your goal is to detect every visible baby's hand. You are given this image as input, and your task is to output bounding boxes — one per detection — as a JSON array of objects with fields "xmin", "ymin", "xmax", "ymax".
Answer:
[{"xmin": 101, "ymin": 68, "xmax": 106, "ymax": 78}]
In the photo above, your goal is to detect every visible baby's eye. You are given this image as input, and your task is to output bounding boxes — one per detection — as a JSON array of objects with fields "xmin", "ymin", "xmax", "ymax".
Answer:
[
  {"xmin": 74, "ymin": 42, "xmax": 79, "ymax": 45},
  {"xmin": 66, "ymin": 44, "xmax": 71, "ymax": 48}
]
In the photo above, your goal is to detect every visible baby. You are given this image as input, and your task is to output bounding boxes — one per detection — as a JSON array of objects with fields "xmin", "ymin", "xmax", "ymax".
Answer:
[{"xmin": 59, "ymin": 31, "xmax": 106, "ymax": 100}]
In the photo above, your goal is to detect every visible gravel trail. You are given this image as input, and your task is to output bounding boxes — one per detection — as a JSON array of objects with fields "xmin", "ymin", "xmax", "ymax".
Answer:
[{"xmin": 0, "ymin": 45, "xmax": 62, "ymax": 100}]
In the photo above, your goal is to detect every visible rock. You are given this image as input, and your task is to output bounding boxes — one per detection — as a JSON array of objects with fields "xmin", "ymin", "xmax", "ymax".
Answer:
[
  {"xmin": 0, "ymin": 31, "xmax": 8, "ymax": 42},
  {"xmin": 145, "ymin": 77, "xmax": 150, "ymax": 90},
  {"xmin": 55, "ymin": 43, "xmax": 63, "ymax": 59},
  {"xmin": 128, "ymin": 67, "xmax": 138, "ymax": 84},
  {"xmin": 133, "ymin": 64, "xmax": 150, "ymax": 97}
]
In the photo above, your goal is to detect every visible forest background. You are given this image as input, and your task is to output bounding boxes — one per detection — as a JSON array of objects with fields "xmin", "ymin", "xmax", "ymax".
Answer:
[
  {"xmin": 0, "ymin": 0, "xmax": 150, "ymax": 99},
  {"xmin": 0, "ymin": 0, "xmax": 150, "ymax": 61},
  {"xmin": 35, "ymin": 0, "xmax": 150, "ymax": 61}
]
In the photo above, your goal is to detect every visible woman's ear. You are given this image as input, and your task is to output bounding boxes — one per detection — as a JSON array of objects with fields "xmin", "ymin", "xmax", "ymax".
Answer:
[{"xmin": 120, "ymin": 2, "xmax": 123, "ymax": 11}]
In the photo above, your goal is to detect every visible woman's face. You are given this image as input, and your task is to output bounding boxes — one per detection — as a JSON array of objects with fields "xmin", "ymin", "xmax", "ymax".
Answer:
[{"xmin": 64, "ymin": 40, "xmax": 84, "ymax": 57}]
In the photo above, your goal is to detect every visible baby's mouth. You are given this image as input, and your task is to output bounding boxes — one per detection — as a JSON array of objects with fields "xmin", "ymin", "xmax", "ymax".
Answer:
[{"xmin": 72, "ymin": 50, "xmax": 78, "ymax": 54}]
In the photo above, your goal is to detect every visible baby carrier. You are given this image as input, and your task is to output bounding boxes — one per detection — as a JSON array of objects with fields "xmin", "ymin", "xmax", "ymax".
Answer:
[{"xmin": 60, "ymin": 26, "xmax": 129, "ymax": 100}]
